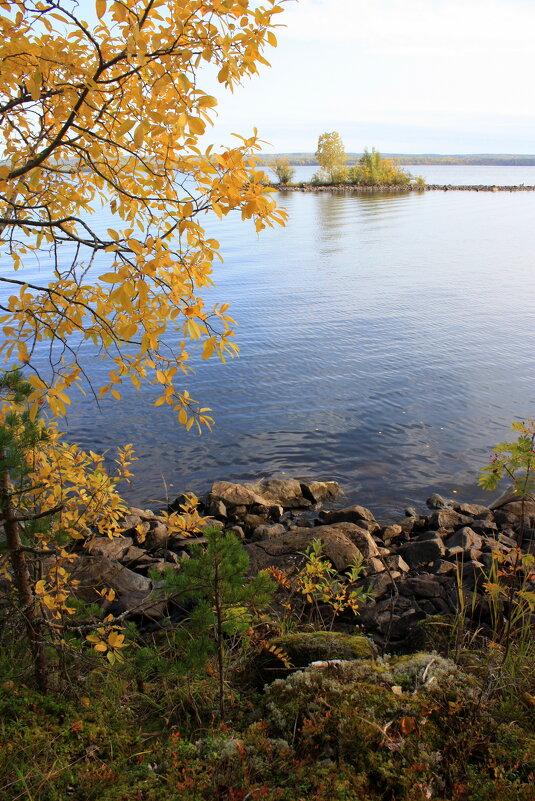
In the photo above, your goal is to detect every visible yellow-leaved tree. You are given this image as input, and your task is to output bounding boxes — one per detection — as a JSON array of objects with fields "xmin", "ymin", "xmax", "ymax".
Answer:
[
  {"xmin": 0, "ymin": 0, "xmax": 287, "ymax": 690},
  {"xmin": 0, "ymin": 0, "xmax": 286, "ymax": 425}
]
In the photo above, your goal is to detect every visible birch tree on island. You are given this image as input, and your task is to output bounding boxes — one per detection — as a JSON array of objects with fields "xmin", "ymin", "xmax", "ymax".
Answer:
[{"xmin": 315, "ymin": 131, "xmax": 346, "ymax": 183}]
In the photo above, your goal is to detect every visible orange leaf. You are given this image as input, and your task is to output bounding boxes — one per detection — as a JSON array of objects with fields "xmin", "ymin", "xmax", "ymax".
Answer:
[{"xmin": 400, "ymin": 717, "xmax": 417, "ymax": 735}]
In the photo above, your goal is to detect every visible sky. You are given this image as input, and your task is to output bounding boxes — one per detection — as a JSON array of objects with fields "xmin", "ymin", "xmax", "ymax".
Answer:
[
  {"xmin": 201, "ymin": 0, "xmax": 535, "ymax": 155},
  {"xmin": 71, "ymin": 0, "xmax": 535, "ymax": 155}
]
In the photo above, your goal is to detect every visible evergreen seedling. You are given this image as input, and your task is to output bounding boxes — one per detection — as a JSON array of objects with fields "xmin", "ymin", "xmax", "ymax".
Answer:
[{"xmin": 158, "ymin": 527, "xmax": 275, "ymax": 720}]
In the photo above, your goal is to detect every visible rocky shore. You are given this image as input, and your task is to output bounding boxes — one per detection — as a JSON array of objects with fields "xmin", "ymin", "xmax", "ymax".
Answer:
[
  {"xmin": 274, "ymin": 182, "xmax": 535, "ymax": 192},
  {"xmin": 72, "ymin": 477, "xmax": 534, "ymax": 653}
]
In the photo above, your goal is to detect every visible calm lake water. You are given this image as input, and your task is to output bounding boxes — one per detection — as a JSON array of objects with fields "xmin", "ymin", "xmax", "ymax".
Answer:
[{"xmin": 3, "ymin": 166, "xmax": 535, "ymax": 519}]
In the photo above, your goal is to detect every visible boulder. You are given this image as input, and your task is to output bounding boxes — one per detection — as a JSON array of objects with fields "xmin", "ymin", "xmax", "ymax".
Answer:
[
  {"xmin": 404, "ymin": 506, "xmax": 419, "ymax": 517},
  {"xmin": 205, "ymin": 497, "xmax": 227, "ymax": 518},
  {"xmin": 144, "ymin": 522, "xmax": 170, "ymax": 550},
  {"xmin": 85, "ymin": 536, "xmax": 133, "ymax": 561},
  {"xmin": 299, "ymin": 480, "xmax": 342, "ymax": 504},
  {"xmin": 228, "ymin": 525, "xmax": 246, "ymax": 540},
  {"xmin": 404, "ymin": 575, "xmax": 443, "ymax": 599},
  {"xmin": 429, "ymin": 509, "xmax": 472, "ymax": 530},
  {"xmin": 498, "ymin": 500, "xmax": 535, "ymax": 520},
  {"xmin": 426, "ymin": 493, "xmax": 453, "ymax": 509},
  {"xmin": 69, "ymin": 555, "xmax": 165, "ymax": 618},
  {"xmin": 382, "ymin": 554, "xmax": 410, "ymax": 573},
  {"xmin": 453, "ymin": 502, "xmax": 491, "ymax": 517},
  {"xmin": 489, "ymin": 485, "xmax": 533, "ymax": 509},
  {"xmin": 319, "ymin": 504, "xmax": 376, "ymax": 526},
  {"xmin": 207, "ymin": 481, "xmax": 268, "ymax": 509},
  {"xmin": 247, "ymin": 478, "xmax": 312, "ymax": 509},
  {"xmin": 383, "ymin": 524, "xmax": 403, "ymax": 542},
  {"xmin": 340, "ymin": 524, "xmax": 380, "ymax": 558},
  {"xmin": 444, "ymin": 527, "xmax": 483, "ymax": 554},
  {"xmin": 270, "ymin": 631, "xmax": 375, "ymax": 666},
  {"xmin": 252, "ymin": 523, "xmax": 286, "ymax": 540},
  {"xmin": 128, "ymin": 506, "xmax": 155, "ymax": 519},
  {"xmin": 207, "ymin": 478, "xmax": 314, "ymax": 512},
  {"xmin": 246, "ymin": 524, "xmax": 364, "ymax": 573},
  {"xmin": 469, "ymin": 517, "xmax": 498, "ymax": 534},
  {"xmin": 398, "ymin": 537, "xmax": 446, "ymax": 567},
  {"xmin": 430, "ymin": 559, "xmax": 456, "ymax": 575},
  {"xmin": 363, "ymin": 572, "xmax": 395, "ymax": 599}
]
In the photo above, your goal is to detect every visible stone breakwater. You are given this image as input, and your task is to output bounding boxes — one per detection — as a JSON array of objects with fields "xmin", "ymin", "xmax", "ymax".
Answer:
[
  {"xmin": 273, "ymin": 183, "xmax": 535, "ymax": 192},
  {"xmin": 68, "ymin": 477, "xmax": 534, "ymax": 653}
]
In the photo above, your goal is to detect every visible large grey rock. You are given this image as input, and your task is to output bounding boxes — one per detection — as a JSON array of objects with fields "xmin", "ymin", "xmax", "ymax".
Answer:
[
  {"xmin": 246, "ymin": 524, "xmax": 363, "ymax": 573},
  {"xmin": 453, "ymin": 502, "xmax": 491, "ymax": 517},
  {"xmin": 319, "ymin": 504, "xmax": 376, "ymax": 526},
  {"xmin": 248, "ymin": 478, "xmax": 311, "ymax": 509},
  {"xmin": 341, "ymin": 525, "xmax": 380, "ymax": 558},
  {"xmin": 498, "ymin": 500, "xmax": 535, "ymax": 520},
  {"xmin": 145, "ymin": 522, "xmax": 170, "ymax": 550},
  {"xmin": 404, "ymin": 575, "xmax": 443, "ymax": 599},
  {"xmin": 426, "ymin": 493, "xmax": 453, "ymax": 509},
  {"xmin": 489, "ymin": 485, "xmax": 533, "ymax": 509},
  {"xmin": 398, "ymin": 537, "xmax": 446, "ymax": 567},
  {"xmin": 445, "ymin": 527, "xmax": 483, "ymax": 554},
  {"xmin": 69, "ymin": 555, "xmax": 165, "ymax": 618},
  {"xmin": 207, "ymin": 477, "xmax": 314, "ymax": 512},
  {"xmin": 86, "ymin": 536, "xmax": 133, "ymax": 561},
  {"xmin": 207, "ymin": 481, "xmax": 268, "ymax": 509},
  {"xmin": 299, "ymin": 480, "xmax": 342, "ymax": 504},
  {"xmin": 429, "ymin": 509, "xmax": 472, "ymax": 530},
  {"xmin": 382, "ymin": 524, "xmax": 403, "ymax": 542},
  {"xmin": 253, "ymin": 523, "xmax": 286, "ymax": 540}
]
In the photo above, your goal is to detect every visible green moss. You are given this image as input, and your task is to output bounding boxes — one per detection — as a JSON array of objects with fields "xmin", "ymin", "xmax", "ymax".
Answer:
[
  {"xmin": 261, "ymin": 653, "xmax": 534, "ymax": 800},
  {"xmin": 272, "ymin": 631, "xmax": 376, "ymax": 664}
]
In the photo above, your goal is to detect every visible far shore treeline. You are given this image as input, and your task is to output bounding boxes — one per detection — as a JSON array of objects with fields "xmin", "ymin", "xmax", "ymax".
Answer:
[{"xmin": 260, "ymin": 152, "xmax": 535, "ymax": 166}]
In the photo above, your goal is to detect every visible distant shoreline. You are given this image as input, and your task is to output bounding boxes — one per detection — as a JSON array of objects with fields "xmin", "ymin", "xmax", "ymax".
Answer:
[
  {"xmin": 260, "ymin": 154, "xmax": 535, "ymax": 167},
  {"xmin": 272, "ymin": 183, "xmax": 535, "ymax": 192}
]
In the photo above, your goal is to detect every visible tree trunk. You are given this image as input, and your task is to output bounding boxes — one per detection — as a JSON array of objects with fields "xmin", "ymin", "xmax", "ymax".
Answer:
[
  {"xmin": 213, "ymin": 559, "xmax": 225, "ymax": 721},
  {"xmin": 1, "ymin": 458, "xmax": 48, "ymax": 692}
]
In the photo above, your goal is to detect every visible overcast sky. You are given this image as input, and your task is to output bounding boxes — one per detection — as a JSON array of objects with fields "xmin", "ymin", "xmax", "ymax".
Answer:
[{"xmin": 203, "ymin": 0, "xmax": 535, "ymax": 154}]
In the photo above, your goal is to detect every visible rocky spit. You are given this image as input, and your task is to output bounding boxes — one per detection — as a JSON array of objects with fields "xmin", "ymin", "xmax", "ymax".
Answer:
[
  {"xmin": 274, "ymin": 183, "xmax": 535, "ymax": 192},
  {"xmin": 70, "ymin": 477, "xmax": 535, "ymax": 653}
]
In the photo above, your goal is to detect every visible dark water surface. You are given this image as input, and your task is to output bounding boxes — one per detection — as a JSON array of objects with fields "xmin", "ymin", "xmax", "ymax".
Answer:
[{"xmin": 5, "ymin": 174, "xmax": 535, "ymax": 519}]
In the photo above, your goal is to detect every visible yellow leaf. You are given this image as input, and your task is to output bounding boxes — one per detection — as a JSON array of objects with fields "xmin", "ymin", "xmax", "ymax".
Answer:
[
  {"xmin": 133, "ymin": 122, "xmax": 146, "ymax": 148},
  {"xmin": 188, "ymin": 116, "xmax": 205, "ymax": 135},
  {"xmin": 202, "ymin": 337, "xmax": 215, "ymax": 360},
  {"xmin": 127, "ymin": 238, "xmax": 143, "ymax": 254},
  {"xmin": 117, "ymin": 118, "xmax": 136, "ymax": 136},
  {"xmin": 96, "ymin": 0, "xmax": 106, "ymax": 19}
]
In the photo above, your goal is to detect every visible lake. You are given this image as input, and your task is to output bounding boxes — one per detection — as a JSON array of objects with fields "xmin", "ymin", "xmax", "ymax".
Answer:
[{"xmin": 4, "ymin": 166, "xmax": 535, "ymax": 519}]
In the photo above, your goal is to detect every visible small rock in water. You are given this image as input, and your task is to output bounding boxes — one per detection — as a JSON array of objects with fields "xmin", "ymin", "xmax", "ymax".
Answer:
[{"xmin": 426, "ymin": 493, "xmax": 452, "ymax": 510}]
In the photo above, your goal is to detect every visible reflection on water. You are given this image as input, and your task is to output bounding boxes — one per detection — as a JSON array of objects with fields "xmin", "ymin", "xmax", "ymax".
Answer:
[{"xmin": 2, "ymin": 180, "xmax": 535, "ymax": 519}]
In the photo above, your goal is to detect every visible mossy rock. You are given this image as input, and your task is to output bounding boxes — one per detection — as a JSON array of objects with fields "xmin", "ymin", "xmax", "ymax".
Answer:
[
  {"xmin": 261, "ymin": 652, "xmax": 535, "ymax": 799},
  {"xmin": 252, "ymin": 631, "xmax": 376, "ymax": 686},
  {"xmin": 273, "ymin": 631, "xmax": 376, "ymax": 665}
]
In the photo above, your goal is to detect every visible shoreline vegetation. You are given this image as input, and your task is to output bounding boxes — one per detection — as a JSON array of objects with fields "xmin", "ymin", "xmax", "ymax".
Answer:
[
  {"xmin": 2, "ymin": 471, "xmax": 533, "ymax": 800},
  {"xmin": 272, "ymin": 182, "xmax": 535, "ymax": 192},
  {"xmin": 268, "ymin": 138, "xmax": 535, "ymax": 191}
]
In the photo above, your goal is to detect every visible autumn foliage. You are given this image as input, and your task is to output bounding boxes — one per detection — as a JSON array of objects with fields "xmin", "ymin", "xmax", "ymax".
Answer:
[
  {"xmin": 0, "ymin": 0, "xmax": 286, "ymax": 427},
  {"xmin": 0, "ymin": 0, "xmax": 287, "ymax": 689}
]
